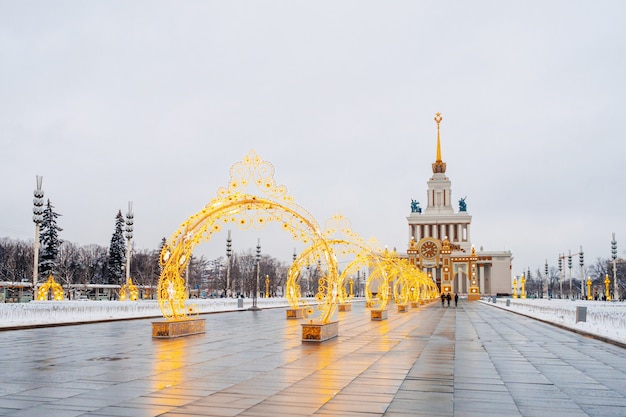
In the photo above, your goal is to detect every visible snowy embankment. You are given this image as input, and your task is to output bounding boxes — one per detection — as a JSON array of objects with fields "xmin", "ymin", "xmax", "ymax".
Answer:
[
  {"xmin": 482, "ymin": 298, "xmax": 626, "ymax": 345},
  {"xmin": 0, "ymin": 298, "xmax": 292, "ymax": 328}
]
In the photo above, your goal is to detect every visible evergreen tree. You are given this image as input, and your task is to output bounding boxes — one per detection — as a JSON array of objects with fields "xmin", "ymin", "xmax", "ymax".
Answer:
[
  {"xmin": 39, "ymin": 199, "xmax": 63, "ymax": 278},
  {"xmin": 106, "ymin": 210, "xmax": 126, "ymax": 285}
]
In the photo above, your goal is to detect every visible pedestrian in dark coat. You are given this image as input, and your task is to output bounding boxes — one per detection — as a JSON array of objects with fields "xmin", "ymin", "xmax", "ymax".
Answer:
[
  {"xmin": 441, "ymin": 293, "xmax": 445, "ymax": 307},
  {"xmin": 454, "ymin": 293, "xmax": 459, "ymax": 307},
  {"xmin": 446, "ymin": 293, "xmax": 451, "ymax": 307}
]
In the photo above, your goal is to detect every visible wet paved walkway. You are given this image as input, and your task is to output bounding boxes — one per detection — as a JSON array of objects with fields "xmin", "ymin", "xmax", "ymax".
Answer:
[{"xmin": 0, "ymin": 300, "xmax": 625, "ymax": 417}]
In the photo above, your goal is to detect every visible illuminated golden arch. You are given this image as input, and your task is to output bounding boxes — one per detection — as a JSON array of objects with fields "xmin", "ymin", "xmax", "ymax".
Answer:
[
  {"xmin": 158, "ymin": 150, "xmax": 340, "ymax": 324},
  {"xmin": 286, "ymin": 214, "xmax": 385, "ymax": 310},
  {"xmin": 365, "ymin": 252, "xmax": 440, "ymax": 310},
  {"xmin": 119, "ymin": 277, "xmax": 138, "ymax": 301},
  {"xmin": 36, "ymin": 275, "xmax": 65, "ymax": 301}
]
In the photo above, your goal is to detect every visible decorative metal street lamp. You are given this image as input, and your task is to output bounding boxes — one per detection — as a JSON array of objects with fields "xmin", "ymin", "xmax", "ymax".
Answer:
[
  {"xmin": 120, "ymin": 201, "xmax": 138, "ymax": 301},
  {"xmin": 568, "ymin": 250, "xmax": 573, "ymax": 299},
  {"xmin": 226, "ymin": 230, "xmax": 232, "ymax": 297},
  {"xmin": 611, "ymin": 233, "xmax": 619, "ymax": 301},
  {"xmin": 604, "ymin": 274, "xmax": 611, "ymax": 301},
  {"xmin": 124, "ymin": 202, "xmax": 133, "ymax": 285},
  {"xmin": 558, "ymin": 254, "xmax": 563, "ymax": 298},
  {"xmin": 586, "ymin": 276, "xmax": 592, "ymax": 300},
  {"xmin": 249, "ymin": 238, "xmax": 261, "ymax": 310},
  {"xmin": 32, "ymin": 175, "xmax": 44, "ymax": 290},
  {"xmin": 512, "ymin": 277, "xmax": 517, "ymax": 298},
  {"xmin": 579, "ymin": 246, "xmax": 584, "ymax": 300},
  {"xmin": 545, "ymin": 259, "xmax": 550, "ymax": 299}
]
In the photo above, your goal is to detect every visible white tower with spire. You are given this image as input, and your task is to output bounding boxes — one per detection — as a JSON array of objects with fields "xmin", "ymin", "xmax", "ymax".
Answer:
[
  {"xmin": 405, "ymin": 113, "xmax": 512, "ymax": 297},
  {"xmin": 408, "ymin": 113, "xmax": 472, "ymax": 253}
]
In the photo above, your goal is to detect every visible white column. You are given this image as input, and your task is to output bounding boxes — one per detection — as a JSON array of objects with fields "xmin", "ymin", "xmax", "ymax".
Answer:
[{"xmin": 479, "ymin": 264, "xmax": 486, "ymax": 294}]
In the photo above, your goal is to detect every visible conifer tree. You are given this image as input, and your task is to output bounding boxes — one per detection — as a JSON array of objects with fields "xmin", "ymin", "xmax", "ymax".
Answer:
[
  {"xmin": 106, "ymin": 210, "xmax": 126, "ymax": 285},
  {"xmin": 39, "ymin": 199, "xmax": 63, "ymax": 278}
]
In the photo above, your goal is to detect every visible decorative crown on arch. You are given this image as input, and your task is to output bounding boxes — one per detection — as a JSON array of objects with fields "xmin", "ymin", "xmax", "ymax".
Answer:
[{"xmin": 216, "ymin": 150, "xmax": 294, "ymax": 204}]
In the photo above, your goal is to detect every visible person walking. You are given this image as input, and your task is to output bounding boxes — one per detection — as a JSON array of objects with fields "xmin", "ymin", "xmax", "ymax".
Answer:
[
  {"xmin": 441, "ymin": 293, "xmax": 445, "ymax": 307},
  {"xmin": 446, "ymin": 293, "xmax": 451, "ymax": 307},
  {"xmin": 454, "ymin": 293, "xmax": 459, "ymax": 307}
]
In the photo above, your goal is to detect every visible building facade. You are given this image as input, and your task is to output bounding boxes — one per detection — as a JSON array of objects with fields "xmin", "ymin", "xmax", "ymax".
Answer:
[{"xmin": 406, "ymin": 113, "xmax": 512, "ymax": 298}]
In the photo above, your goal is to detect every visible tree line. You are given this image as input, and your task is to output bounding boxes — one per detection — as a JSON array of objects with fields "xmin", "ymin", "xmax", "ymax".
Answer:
[{"xmin": 0, "ymin": 201, "xmax": 296, "ymax": 298}]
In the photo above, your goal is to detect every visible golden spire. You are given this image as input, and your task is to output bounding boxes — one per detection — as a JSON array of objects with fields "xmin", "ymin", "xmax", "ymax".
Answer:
[{"xmin": 432, "ymin": 112, "xmax": 447, "ymax": 174}]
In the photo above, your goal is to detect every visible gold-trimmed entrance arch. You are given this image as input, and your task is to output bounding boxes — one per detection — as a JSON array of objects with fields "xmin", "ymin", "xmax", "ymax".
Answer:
[{"xmin": 158, "ymin": 150, "xmax": 340, "ymax": 324}]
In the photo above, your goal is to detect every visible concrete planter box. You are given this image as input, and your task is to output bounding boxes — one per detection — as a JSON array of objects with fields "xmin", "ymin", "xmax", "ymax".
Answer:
[
  {"xmin": 152, "ymin": 318, "xmax": 206, "ymax": 338},
  {"xmin": 397, "ymin": 304, "xmax": 408, "ymax": 313}
]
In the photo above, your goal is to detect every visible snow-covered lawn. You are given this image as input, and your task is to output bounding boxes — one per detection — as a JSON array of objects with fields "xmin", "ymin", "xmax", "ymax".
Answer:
[
  {"xmin": 2, "ymin": 297, "xmax": 625, "ymax": 347},
  {"xmin": 482, "ymin": 298, "xmax": 626, "ymax": 345},
  {"xmin": 0, "ymin": 298, "xmax": 292, "ymax": 328}
]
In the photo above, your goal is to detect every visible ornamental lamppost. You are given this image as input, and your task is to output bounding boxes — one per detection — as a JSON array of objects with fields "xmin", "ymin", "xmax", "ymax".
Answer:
[
  {"xmin": 567, "ymin": 250, "xmax": 573, "ymax": 299},
  {"xmin": 226, "ymin": 230, "xmax": 232, "ymax": 297},
  {"xmin": 521, "ymin": 274, "xmax": 526, "ymax": 299},
  {"xmin": 604, "ymin": 274, "xmax": 611, "ymax": 301},
  {"xmin": 249, "ymin": 239, "xmax": 261, "ymax": 310},
  {"xmin": 124, "ymin": 202, "xmax": 133, "ymax": 287},
  {"xmin": 32, "ymin": 175, "xmax": 45, "ymax": 289},
  {"xmin": 512, "ymin": 277, "xmax": 517, "ymax": 298},
  {"xmin": 579, "ymin": 246, "xmax": 584, "ymax": 300},
  {"xmin": 545, "ymin": 259, "xmax": 550, "ymax": 299},
  {"xmin": 558, "ymin": 255, "xmax": 563, "ymax": 298},
  {"xmin": 265, "ymin": 274, "xmax": 269, "ymax": 298},
  {"xmin": 611, "ymin": 233, "xmax": 619, "ymax": 301},
  {"xmin": 586, "ymin": 277, "xmax": 592, "ymax": 300}
]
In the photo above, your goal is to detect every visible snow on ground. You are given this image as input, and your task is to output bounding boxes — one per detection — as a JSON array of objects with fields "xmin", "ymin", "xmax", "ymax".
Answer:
[
  {"xmin": 1, "ymin": 297, "xmax": 625, "ymax": 347},
  {"xmin": 0, "ymin": 298, "xmax": 291, "ymax": 328},
  {"xmin": 482, "ymin": 297, "xmax": 626, "ymax": 345}
]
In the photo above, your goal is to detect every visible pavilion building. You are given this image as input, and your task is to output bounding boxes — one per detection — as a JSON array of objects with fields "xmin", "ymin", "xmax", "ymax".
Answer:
[{"xmin": 406, "ymin": 113, "xmax": 512, "ymax": 299}]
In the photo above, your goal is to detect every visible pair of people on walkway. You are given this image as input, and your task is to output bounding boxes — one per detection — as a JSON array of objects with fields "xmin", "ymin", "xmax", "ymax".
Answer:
[{"xmin": 441, "ymin": 293, "xmax": 459, "ymax": 307}]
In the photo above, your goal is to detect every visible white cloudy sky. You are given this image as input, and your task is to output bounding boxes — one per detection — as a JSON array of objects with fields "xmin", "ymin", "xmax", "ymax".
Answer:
[{"xmin": 1, "ymin": 1, "xmax": 625, "ymax": 278}]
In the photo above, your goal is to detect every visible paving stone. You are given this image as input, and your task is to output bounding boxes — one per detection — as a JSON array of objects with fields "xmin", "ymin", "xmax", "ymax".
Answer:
[{"xmin": 0, "ymin": 301, "xmax": 625, "ymax": 416}]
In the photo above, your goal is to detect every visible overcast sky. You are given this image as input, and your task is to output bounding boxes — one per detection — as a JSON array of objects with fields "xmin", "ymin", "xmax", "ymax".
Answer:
[{"xmin": 2, "ymin": 1, "xmax": 625, "ymax": 279}]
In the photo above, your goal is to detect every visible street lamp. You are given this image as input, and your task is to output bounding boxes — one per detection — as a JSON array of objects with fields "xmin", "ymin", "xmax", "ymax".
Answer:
[
  {"xmin": 568, "ymin": 250, "xmax": 573, "ymax": 299},
  {"xmin": 545, "ymin": 259, "xmax": 550, "ymax": 299},
  {"xmin": 124, "ymin": 202, "xmax": 133, "ymax": 284},
  {"xmin": 558, "ymin": 255, "xmax": 563, "ymax": 298},
  {"xmin": 226, "ymin": 230, "xmax": 232, "ymax": 297},
  {"xmin": 249, "ymin": 238, "xmax": 261, "ymax": 311},
  {"xmin": 611, "ymin": 233, "xmax": 619, "ymax": 301},
  {"xmin": 579, "ymin": 246, "xmax": 584, "ymax": 300},
  {"xmin": 32, "ymin": 175, "xmax": 45, "ymax": 289}
]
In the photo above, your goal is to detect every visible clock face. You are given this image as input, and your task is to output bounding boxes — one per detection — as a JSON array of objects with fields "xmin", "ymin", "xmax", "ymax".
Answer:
[{"xmin": 420, "ymin": 241, "xmax": 438, "ymax": 258}]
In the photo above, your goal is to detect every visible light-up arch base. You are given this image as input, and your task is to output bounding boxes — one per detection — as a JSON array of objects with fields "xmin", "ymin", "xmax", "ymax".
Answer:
[
  {"xmin": 302, "ymin": 321, "xmax": 338, "ymax": 342},
  {"xmin": 152, "ymin": 318, "xmax": 206, "ymax": 339}
]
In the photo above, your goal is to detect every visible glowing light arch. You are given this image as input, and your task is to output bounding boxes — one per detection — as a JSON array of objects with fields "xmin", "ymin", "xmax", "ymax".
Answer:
[
  {"xmin": 36, "ymin": 275, "xmax": 65, "ymax": 301},
  {"xmin": 158, "ymin": 150, "xmax": 340, "ymax": 323},
  {"xmin": 286, "ymin": 214, "xmax": 385, "ymax": 310}
]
